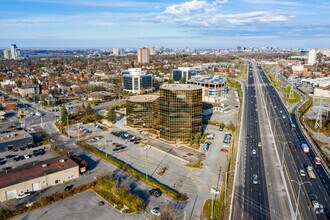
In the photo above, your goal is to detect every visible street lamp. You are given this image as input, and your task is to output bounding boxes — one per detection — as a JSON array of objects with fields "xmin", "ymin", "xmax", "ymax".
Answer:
[
  {"xmin": 105, "ymin": 140, "xmax": 111, "ymax": 158},
  {"xmin": 224, "ymin": 170, "xmax": 235, "ymax": 207},
  {"xmin": 210, "ymin": 187, "xmax": 220, "ymax": 219},
  {"xmin": 144, "ymin": 145, "xmax": 151, "ymax": 182},
  {"xmin": 291, "ymin": 180, "xmax": 311, "ymax": 220}
]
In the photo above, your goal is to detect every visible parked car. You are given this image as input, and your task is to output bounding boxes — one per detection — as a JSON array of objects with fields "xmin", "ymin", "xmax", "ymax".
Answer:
[
  {"xmin": 220, "ymin": 148, "xmax": 228, "ymax": 153},
  {"xmin": 17, "ymin": 192, "xmax": 30, "ymax": 199},
  {"xmin": 64, "ymin": 184, "xmax": 74, "ymax": 191},
  {"xmin": 150, "ymin": 208, "xmax": 161, "ymax": 216},
  {"xmin": 149, "ymin": 188, "xmax": 162, "ymax": 197}
]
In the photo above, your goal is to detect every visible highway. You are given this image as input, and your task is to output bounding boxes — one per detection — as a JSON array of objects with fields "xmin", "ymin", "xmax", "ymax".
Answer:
[
  {"xmin": 231, "ymin": 62, "xmax": 270, "ymax": 219},
  {"xmin": 256, "ymin": 63, "xmax": 330, "ymax": 219}
]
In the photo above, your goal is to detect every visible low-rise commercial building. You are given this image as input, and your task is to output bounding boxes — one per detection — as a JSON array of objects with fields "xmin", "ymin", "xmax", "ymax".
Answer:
[
  {"xmin": 122, "ymin": 68, "xmax": 153, "ymax": 94},
  {"xmin": 1, "ymin": 101, "xmax": 17, "ymax": 111},
  {"xmin": 172, "ymin": 67, "xmax": 196, "ymax": 83},
  {"xmin": 17, "ymin": 85, "xmax": 40, "ymax": 97},
  {"xmin": 0, "ymin": 156, "xmax": 79, "ymax": 202},
  {"xmin": 187, "ymin": 75, "xmax": 228, "ymax": 103},
  {"xmin": 0, "ymin": 130, "xmax": 34, "ymax": 152},
  {"xmin": 126, "ymin": 95, "xmax": 159, "ymax": 130}
]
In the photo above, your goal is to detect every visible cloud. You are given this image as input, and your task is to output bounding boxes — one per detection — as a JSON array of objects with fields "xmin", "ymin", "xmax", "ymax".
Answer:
[{"xmin": 158, "ymin": 0, "xmax": 289, "ymax": 26}]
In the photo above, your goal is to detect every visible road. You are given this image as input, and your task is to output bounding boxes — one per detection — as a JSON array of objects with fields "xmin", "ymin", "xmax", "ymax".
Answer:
[
  {"xmin": 256, "ymin": 63, "xmax": 330, "ymax": 219},
  {"xmin": 231, "ymin": 62, "xmax": 270, "ymax": 220}
]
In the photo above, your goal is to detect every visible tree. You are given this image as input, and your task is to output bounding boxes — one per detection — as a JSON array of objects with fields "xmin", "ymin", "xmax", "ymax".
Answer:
[
  {"xmin": 60, "ymin": 105, "xmax": 68, "ymax": 125},
  {"xmin": 168, "ymin": 78, "xmax": 174, "ymax": 84},
  {"xmin": 16, "ymin": 79, "xmax": 22, "ymax": 88},
  {"xmin": 219, "ymin": 122, "xmax": 225, "ymax": 130},
  {"xmin": 106, "ymin": 108, "xmax": 116, "ymax": 122},
  {"xmin": 85, "ymin": 102, "xmax": 95, "ymax": 114}
]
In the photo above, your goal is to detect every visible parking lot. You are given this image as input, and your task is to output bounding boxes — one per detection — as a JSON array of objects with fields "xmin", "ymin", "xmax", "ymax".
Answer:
[
  {"xmin": 0, "ymin": 145, "xmax": 56, "ymax": 171},
  {"xmin": 12, "ymin": 190, "xmax": 146, "ymax": 220}
]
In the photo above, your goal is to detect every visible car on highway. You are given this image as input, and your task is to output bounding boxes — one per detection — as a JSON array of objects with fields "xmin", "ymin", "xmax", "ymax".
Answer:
[
  {"xmin": 220, "ymin": 148, "xmax": 228, "ymax": 153},
  {"xmin": 314, "ymin": 157, "xmax": 321, "ymax": 165},
  {"xmin": 17, "ymin": 192, "xmax": 30, "ymax": 199},
  {"xmin": 299, "ymin": 169, "xmax": 306, "ymax": 176},
  {"xmin": 252, "ymin": 174, "xmax": 258, "ymax": 185},
  {"xmin": 258, "ymin": 142, "xmax": 262, "ymax": 147},
  {"xmin": 149, "ymin": 188, "xmax": 162, "ymax": 197},
  {"xmin": 282, "ymin": 115, "xmax": 286, "ymax": 119},
  {"xmin": 150, "ymin": 208, "xmax": 161, "ymax": 216},
  {"xmin": 288, "ymin": 143, "xmax": 294, "ymax": 149},
  {"xmin": 252, "ymin": 149, "xmax": 256, "ymax": 155}
]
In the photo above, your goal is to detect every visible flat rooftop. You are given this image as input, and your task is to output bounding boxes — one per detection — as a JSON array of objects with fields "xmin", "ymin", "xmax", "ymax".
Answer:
[
  {"xmin": 0, "ymin": 156, "xmax": 78, "ymax": 188},
  {"xmin": 188, "ymin": 75, "xmax": 227, "ymax": 84},
  {"xmin": 160, "ymin": 84, "xmax": 202, "ymax": 91},
  {"xmin": 0, "ymin": 130, "xmax": 32, "ymax": 143},
  {"xmin": 126, "ymin": 95, "xmax": 159, "ymax": 102}
]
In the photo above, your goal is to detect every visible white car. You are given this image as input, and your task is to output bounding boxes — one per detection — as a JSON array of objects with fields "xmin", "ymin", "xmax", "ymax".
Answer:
[
  {"xmin": 150, "ymin": 208, "xmax": 161, "ymax": 216},
  {"xmin": 282, "ymin": 115, "xmax": 286, "ymax": 119},
  {"xmin": 24, "ymin": 154, "xmax": 31, "ymax": 159},
  {"xmin": 252, "ymin": 174, "xmax": 258, "ymax": 185},
  {"xmin": 17, "ymin": 192, "xmax": 30, "ymax": 199},
  {"xmin": 312, "ymin": 200, "xmax": 320, "ymax": 209},
  {"xmin": 252, "ymin": 149, "xmax": 256, "ymax": 155},
  {"xmin": 299, "ymin": 169, "xmax": 306, "ymax": 176},
  {"xmin": 258, "ymin": 142, "xmax": 262, "ymax": 147}
]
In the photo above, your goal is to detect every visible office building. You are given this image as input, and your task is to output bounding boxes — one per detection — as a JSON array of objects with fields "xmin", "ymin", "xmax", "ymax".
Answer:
[
  {"xmin": 172, "ymin": 67, "xmax": 197, "ymax": 83},
  {"xmin": 0, "ymin": 156, "xmax": 79, "ymax": 202},
  {"xmin": 308, "ymin": 49, "xmax": 316, "ymax": 65},
  {"xmin": 149, "ymin": 46, "xmax": 156, "ymax": 55},
  {"xmin": 3, "ymin": 49, "xmax": 11, "ymax": 59},
  {"xmin": 122, "ymin": 68, "xmax": 153, "ymax": 94},
  {"xmin": 0, "ymin": 130, "xmax": 34, "ymax": 152},
  {"xmin": 113, "ymin": 48, "xmax": 119, "ymax": 56},
  {"xmin": 17, "ymin": 85, "xmax": 40, "ymax": 97},
  {"xmin": 137, "ymin": 47, "xmax": 150, "ymax": 64},
  {"xmin": 126, "ymin": 95, "xmax": 159, "ymax": 129},
  {"xmin": 187, "ymin": 75, "xmax": 228, "ymax": 103},
  {"xmin": 159, "ymin": 84, "xmax": 202, "ymax": 143},
  {"xmin": 10, "ymin": 44, "xmax": 20, "ymax": 60}
]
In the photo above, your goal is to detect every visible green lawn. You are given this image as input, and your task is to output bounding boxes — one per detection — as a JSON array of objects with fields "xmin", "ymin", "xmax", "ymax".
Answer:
[{"xmin": 284, "ymin": 86, "xmax": 301, "ymax": 104}]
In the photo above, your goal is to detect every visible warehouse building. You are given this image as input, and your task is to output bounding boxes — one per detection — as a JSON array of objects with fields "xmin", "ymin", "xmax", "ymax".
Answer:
[
  {"xmin": 0, "ymin": 156, "xmax": 79, "ymax": 202},
  {"xmin": 0, "ymin": 130, "xmax": 34, "ymax": 152}
]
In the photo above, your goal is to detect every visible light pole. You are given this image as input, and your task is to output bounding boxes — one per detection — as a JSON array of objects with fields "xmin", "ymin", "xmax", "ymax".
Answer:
[
  {"xmin": 291, "ymin": 180, "xmax": 311, "ymax": 220},
  {"xmin": 224, "ymin": 170, "xmax": 235, "ymax": 207},
  {"xmin": 105, "ymin": 140, "xmax": 111, "ymax": 158},
  {"xmin": 210, "ymin": 187, "xmax": 220, "ymax": 219},
  {"xmin": 144, "ymin": 145, "xmax": 151, "ymax": 182}
]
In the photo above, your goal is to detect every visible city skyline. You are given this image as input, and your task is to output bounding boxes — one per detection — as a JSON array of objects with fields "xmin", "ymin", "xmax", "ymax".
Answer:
[{"xmin": 1, "ymin": 0, "xmax": 329, "ymax": 48}]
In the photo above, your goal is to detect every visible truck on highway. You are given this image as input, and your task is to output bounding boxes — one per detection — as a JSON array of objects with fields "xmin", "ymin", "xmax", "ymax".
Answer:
[
  {"xmin": 301, "ymin": 143, "xmax": 309, "ymax": 153},
  {"xmin": 306, "ymin": 166, "xmax": 316, "ymax": 179}
]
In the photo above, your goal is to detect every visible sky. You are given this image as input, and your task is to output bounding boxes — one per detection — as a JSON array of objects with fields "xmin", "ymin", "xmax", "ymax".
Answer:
[{"xmin": 0, "ymin": 0, "xmax": 330, "ymax": 49}]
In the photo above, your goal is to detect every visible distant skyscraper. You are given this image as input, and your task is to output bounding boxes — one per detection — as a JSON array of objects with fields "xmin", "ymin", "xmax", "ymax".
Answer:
[
  {"xmin": 237, "ymin": 46, "xmax": 242, "ymax": 51},
  {"xmin": 10, "ymin": 44, "xmax": 18, "ymax": 60},
  {"xmin": 3, "ymin": 49, "xmax": 11, "ymax": 59},
  {"xmin": 308, "ymin": 49, "xmax": 316, "ymax": 65},
  {"xmin": 149, "ymin": 46, "xmax": 156, "ymax": 55},
  {"xmin": 113, "ymin": 48, "xmax": 119, "ymax": 56},
  {"xmin": 138, "ymin": 47, "xmax": 150, "ymax": 64}
]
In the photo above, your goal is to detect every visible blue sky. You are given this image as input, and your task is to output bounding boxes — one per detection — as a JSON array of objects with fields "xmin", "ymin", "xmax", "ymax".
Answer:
[{"xmin": 0, "ymin": 0, "xmax": 329, "ymax": 48}]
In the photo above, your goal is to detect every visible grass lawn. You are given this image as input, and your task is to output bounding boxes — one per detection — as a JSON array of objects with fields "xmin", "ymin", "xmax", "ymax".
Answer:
[{"xmin": 284, "ymin": 86, "xmax": 301, "ymax": 104}]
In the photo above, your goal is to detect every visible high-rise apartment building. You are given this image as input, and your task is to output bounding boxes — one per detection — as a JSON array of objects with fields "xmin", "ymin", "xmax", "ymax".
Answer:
[
  {"xmin": 172, "ymin": 67, "xmax": 197, "ymax": 83},
  {"xmin": 308, "ymin": 49, "xmax": 316, "ymax": 65},
  {"xmin": 159, "ymin": 84, "xmax": 202, "ymax": 143},
  {"xmin": 113, "ymin": 48, "xmax": 119, "ymax": 56},
  {"xmin": 148, "ymin": 46, "xmax": 156, "ymax": 55},
  {"xmin": 10, "ymin": 44, "xmax": 18, "ymax": 60},
  {"xmin": 122, "ymin": 68, "xmax": 153, "ymax": 93},
  {"xmin": 3, "ymin": 50, "xmax": 11, "ymax": 59},
  {"xmin": 137, "ymin": 47, "xmax": 150, "ymax": 64}
]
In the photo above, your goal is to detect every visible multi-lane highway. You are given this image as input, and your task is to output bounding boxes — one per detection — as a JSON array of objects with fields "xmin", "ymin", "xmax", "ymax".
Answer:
[
  {"xmin": 256, "ymin": 63, "xmax": 330, "ymax": 219},
  {"xmin": 231, "ymin": 62, "xmax": 270, "ymax": 219}
]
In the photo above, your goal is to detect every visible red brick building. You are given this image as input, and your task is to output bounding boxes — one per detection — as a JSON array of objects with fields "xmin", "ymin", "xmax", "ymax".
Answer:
[{"xmin": 2, "ymin": 101, "xmax": 17, "ymax": 111}]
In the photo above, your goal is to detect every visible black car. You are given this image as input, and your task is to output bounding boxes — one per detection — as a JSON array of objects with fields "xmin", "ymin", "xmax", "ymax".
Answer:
[
  {"xmin": 6, "ymin": 154, "xmax": 16, "ymax": 159},
  {"xmin": 64, "ymin": 184, "xmax": 74, "ymax": 191},
  {"xmin": 149, "ymin": 188, "xmax": 162, "ymax": 197}
]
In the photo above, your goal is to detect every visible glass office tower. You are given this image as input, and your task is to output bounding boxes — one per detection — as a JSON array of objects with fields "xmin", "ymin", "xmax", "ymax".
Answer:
[{"xmin": 159, "ymin": 84, "xmax": 202, "ymax": 143}]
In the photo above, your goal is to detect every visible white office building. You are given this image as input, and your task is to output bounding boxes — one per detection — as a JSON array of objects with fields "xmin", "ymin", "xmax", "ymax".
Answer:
[
  {"xmin": 149, "ymin": 46, "xmax": 156, "ymax": 55},
  {"xmin": 113, "ymin": 48, "xmax": 119, "ymax": 56},
  {"xmin": 122, "ymin": 68, "xmax": 153, "ymax": 93}
]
